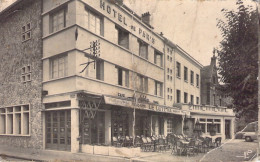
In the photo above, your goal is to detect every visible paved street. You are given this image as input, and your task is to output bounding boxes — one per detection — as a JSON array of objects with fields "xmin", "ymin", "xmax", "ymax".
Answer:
[{"xmin": 201, "ymin": 139, "xmax": 257, "ymax": 162}]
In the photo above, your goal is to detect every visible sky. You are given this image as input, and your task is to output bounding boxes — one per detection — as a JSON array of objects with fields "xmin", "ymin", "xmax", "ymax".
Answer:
[
  {"xmin": 0, "ymin": 0, "xmax": 256, "ymax": 65},
  {"xmin": 123, "ymin": 0, "xmax": 256, "ymax": 65}
]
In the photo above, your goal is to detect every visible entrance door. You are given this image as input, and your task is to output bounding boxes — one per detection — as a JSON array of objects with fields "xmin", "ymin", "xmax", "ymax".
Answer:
[
  {"xmin": 46, "ymin": 110, "xmax": 71, "ymax": 151},
  {"xmin": 225, "ymin": 120, "xmax": 231, "ymax": 139},
  {"xmin": 81, "ymin": 111, "xmax": 105, "ymax": 145}
]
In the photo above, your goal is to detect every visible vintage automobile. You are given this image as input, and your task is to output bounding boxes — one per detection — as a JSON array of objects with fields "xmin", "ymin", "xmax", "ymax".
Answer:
[{"xmin": 236, "ymin": 121, "xmax": 258, "ymax": 142}]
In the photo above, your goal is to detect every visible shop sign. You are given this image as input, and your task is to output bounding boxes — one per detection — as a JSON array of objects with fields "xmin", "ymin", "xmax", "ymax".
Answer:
[
  {"xmin": 100, "ymin": 0, "xmax": 156, "ymax": 44},
  {"xmin": 189, "ymin": 105, "xmax": 227, "ymax": 113},
  {"xmin": 104, "ymin": 96, "xmax": 187, "ymax": 115}
]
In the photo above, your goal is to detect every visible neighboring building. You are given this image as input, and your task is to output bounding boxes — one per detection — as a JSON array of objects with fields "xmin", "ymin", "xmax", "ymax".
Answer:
[
  {"xmin": 0, "ymin": 0, "xmax": 235, "ymax": 155},
  {"xmin": 0, "ymin": 0, "xmax": 43, "ymax": 148},
  {"xmin": 194, "ymin": 53, "xmax": 235, "ymax": 139}
]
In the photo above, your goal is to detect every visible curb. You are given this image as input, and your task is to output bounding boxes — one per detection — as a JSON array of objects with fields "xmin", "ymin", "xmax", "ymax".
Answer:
[{"xmin": 0, "ymin": 153, "xmax": 42, "ymax": 161}]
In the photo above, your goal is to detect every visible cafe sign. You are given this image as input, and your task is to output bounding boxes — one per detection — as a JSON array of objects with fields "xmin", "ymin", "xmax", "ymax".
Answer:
[{"xmin": 104, "ymin": 96, "xmax": 188, "ymax": 115}]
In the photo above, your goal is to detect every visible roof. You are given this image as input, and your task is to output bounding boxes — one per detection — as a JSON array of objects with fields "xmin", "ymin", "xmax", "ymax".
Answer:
[{"xmin": 0, "ymin": 0, "xmax": 22, "ymax": 17}]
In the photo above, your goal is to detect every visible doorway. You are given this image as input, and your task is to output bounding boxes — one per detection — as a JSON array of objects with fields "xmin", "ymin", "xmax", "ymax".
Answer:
[
  {"xmin": 46, "ymin": 110, "xmax": 71, "ymax": 151},
  {"xmin": 225, "ymin": 120, "xmax": 231, "ymax": 139}
]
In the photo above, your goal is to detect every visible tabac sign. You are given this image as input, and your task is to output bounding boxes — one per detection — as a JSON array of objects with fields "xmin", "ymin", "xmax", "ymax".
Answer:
[
  {"xmin": 104, "ymin": 96, "xmax": 189, "ymax": 116},
  {"xmin": 99, "ymin": 0, "xmax": 157, "ymax": 45}
]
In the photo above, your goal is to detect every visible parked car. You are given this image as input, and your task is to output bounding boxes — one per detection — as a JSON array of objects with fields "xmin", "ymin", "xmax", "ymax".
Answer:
[{"xmin": 235, "ymin": 121, "xmax": 257, "ymax": 142}]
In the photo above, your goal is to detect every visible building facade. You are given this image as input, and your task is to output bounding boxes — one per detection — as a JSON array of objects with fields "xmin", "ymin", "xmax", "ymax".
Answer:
[
  {"xmin": 0, "ymin": 0, "xmax": 43, "ymax": 149},
  {"xmin": 0, "ymin": 0, "xmax": 235, "ymax": 154}
]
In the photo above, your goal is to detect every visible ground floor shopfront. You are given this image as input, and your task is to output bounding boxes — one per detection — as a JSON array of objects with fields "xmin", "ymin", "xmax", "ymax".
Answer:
[
  {"xmin": 42, "ymin": 92, "xmax": 188, "ymax": 153},
  {"xmin": 181, "ymin": 104, "xmax": 235, "ymax": 140}
]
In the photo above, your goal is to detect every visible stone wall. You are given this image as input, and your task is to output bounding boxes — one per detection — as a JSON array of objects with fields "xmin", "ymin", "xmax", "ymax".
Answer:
[{"xmin": 0, "ymin": 0, "xmax": 43, "ymax": 149}]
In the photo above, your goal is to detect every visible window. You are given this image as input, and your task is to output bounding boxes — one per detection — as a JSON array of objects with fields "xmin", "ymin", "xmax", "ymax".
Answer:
[
  {"xmin": 50, "ymin": 54, "xmax": 68, "ymax": 79},
  {"xmin": 176, "ymin": 62, "xmax": 181, "ymax": 78},
  {"xmin": 21, "ymin": 65, "xmax": 31, "ymax": 83},
  {"xmin": 22, "ymin": 23, "xmax": 31, "ymax": 42},
  {"xmin": 184, "ymin": 66, "xmax": 188, "ymax": 81},
  {"xmin": 136, "ymin": 74, "xmax": 148, "ymax": 93},
  {"xmin": 50, "ymin": 7, "xmax": 68, "ymax": 33},
  {"xmin": 200, "ymin": 118, "xmax": 221, "ymax": 134},
  {"xmin": 213, "ymin": 76, "xmax": 216, "ymax": 84},
  {"xmin": 0, "ymin": 105, "xmax": 30, "ymax": 135},
  {"xmin": 176, "ymin": 90, "xmax": 181, "ymax": 103},
  {"xmin": 96, "ymin": 60, "xmax": 104, "ymax": 80},
  {"xmin": 155, "ymin": 81, "xmax": 163, "ymax": 97},
  {"xmin": 139, "ymin": 40, "xmax": 148, "ymax": 59},
  {"xmin": 196, "ymin": 97, "xmax": 199, "ymax": 105},
  {"xmin": 196, "ymin": 74, "xmax": 199, "ymax": 87},
  {"xmin": 190, "ymin": 95, "xmax": 194, "ymax": 104},
  {"xmin": 190, "ymin": 70, "xmax": 194, "ymax": 85},
  {"xmin": 115, "ymin": 26, "xmax": 129, "ymax": 49},
  {"xmin": 117, "ymin": 67, "xmax": 129, "ymax": 87},
  {"xmin": 84, "ymin": 7, "xmax": 103, "ymax": 36},
  {"xmin": 154, "ymin": 50, "xmax": 163, "ymax": 67},
  {"xmin": 184, "ymin": 92, "xmax": 188, "ymax": 103},
  {"xmin": 167, "ymin": 119, "xmax": 173, "ymax": 134},
  {"xmin": 206, "ymin": 83, "xmax": 210, "ymax": 105}
]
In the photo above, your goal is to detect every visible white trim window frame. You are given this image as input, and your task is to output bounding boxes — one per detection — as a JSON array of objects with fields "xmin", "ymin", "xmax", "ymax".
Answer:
[
  {"xmin": 50, "ymin": 54, "xmax": 68, "ymax": 79},
  {"xmin": 0, "ymin": 105, "xmax": 30, "ymax": 136}
]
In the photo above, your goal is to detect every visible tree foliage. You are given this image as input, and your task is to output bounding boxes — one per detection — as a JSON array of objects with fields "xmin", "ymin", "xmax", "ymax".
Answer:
[{"xmin": 216, "ymin": 0, "xmax": 258, "ymax": 119}]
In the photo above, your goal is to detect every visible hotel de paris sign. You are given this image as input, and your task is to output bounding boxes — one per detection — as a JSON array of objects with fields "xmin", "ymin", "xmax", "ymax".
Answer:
[{"xmin": 104, "ymin": 96, "xmax": 189, "ymax": 116}]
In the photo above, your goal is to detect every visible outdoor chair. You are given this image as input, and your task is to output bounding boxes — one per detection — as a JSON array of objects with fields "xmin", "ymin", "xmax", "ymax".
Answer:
[
  {"xmin": 125, "ymin": 136, "xmax": 132, "ymax": 147},
  {"xmin": 156, "ymin": 138, "xmax": 167, "ymax": 152},
  {"xmin": 146, "ymin": 137, "xmax": 155, "ymax": 151},
  {"xmin": 176, "ymin": 140, "xmax": 185, "ymax": 155},
  {"xmin": 215, "ymin": 137, "xmax": 222, "ymax": 147},
  {"xmin": 141, "ymin": 137, "xmax": 152, "ymax": 152},
  {"xmin": 186, "ymin": 139, "xmax": 196, "ymax": 156},
  {"xmin": 112, "ymin": 136, "xmax": 123, "ymax": 147},
  {"xmin": 134, "ymin": 136, "xmax": 142, "ymax": 148}
]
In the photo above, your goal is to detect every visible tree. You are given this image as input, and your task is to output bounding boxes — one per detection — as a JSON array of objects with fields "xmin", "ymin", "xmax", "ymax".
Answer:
[{"xmin": 216, "ymin": 0, "xmax": 258, "ymax": 120}]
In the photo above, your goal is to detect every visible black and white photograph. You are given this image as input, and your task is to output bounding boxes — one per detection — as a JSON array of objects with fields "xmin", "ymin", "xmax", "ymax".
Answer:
[{"xmin": 0, "ymin": 0, "xmax": 259, "ymax": 161}]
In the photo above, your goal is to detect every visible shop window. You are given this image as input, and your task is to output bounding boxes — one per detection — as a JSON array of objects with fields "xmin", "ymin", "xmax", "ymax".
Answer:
[
  {"xmin": 139, "ymin": 40, "xmax": 148, "ymax": 59},
  {"xmin": 184, "ymin": 92, "xmax": 188, "ymax": 103},
  {"xmin": 112, "ymin": 110, "xmax": 129, "ymax": 137},
  {"xmin": 22, "ymin": 22, "xmax": 31, "ymax": 42},
  {"xmin": 184, "ymin": 66, "xmax": 188, "ymax": 82},
  {"xmin": 21, "ymin": 65, "xmax": 31, "ymax": 83},
  {"xmin": 196, "ymin": 97, "xmax": 199, "ymax": 105},
  {"xmin": 155, "ymin": 81, "xmax": 163, "ymax": 97},
  {"xmin": 50, "ymin": 6, "xmax": 68, "ymax": 33},
  {"xmin": 190, "ymin": 70, "xmax": 194, "ymax": 85},
  {"xmin": 190, "ymin": 95, "xmax": 194, "ymax": 104},
  {"xmin": 176, "ymin": 90, "xmax": 181, "ymax": 103},
  {"xmin": 115, "ymin": 26, "xmax": 129, "ymax": 49},
  {"xmin": 0, "ymin": 105, "xmax": 30, "ymax": 135},
  {"xmin": 176, "ymin": 62, "xmax": 181, "ymax": 78},
  {"xmin": 136, "ymin": 74, "xmax": 148, "ymax": 93},
  {"xmin": 154, "ymin": 50, "xmax": 163, "ymax": 67},
  {"xmin": 117, "ymin": 67, "xmax": 129, "ymax": 87},
  {"xmin": 50, "ymin": 54, "xmax": 68, "ymax": 79},
  {"xmin": 84, "ymin": 7, "xmax": 103, "ymax": 36},
  {"xmin": 196, "ymin": 74, "xmax": 199, "ymax": 87}
]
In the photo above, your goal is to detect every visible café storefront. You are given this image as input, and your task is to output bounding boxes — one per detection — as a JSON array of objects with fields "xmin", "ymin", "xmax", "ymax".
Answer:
[{"xmin": 104, "ymin": 95, "xmax": 189, "ymax": 140}]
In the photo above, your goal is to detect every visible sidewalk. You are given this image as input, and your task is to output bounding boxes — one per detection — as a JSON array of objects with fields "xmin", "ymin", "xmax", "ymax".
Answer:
[
  {"xmin": 0, "ymin": 140, "xmax": 232, "ymax": 162},
  {"xmin": 0, "ymin": 145, "xmax": 166, "ymax": 162}
]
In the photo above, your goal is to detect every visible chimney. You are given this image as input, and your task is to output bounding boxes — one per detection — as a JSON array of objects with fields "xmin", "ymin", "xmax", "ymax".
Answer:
[{"xmin": 141, "ymin": 12, "xmax": 151, "ymax": 26}]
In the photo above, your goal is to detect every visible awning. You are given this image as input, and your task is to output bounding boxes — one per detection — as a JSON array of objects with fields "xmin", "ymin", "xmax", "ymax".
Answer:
[{"xmin": 104, "ymin": 95, "xmax": 190, "ymax": 116}]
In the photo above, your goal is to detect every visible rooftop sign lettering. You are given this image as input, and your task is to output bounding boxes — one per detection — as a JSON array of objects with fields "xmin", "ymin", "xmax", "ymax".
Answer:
[{"xmin": 100, "ymin": 0, "xmax": 156, "ymax": 44}]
